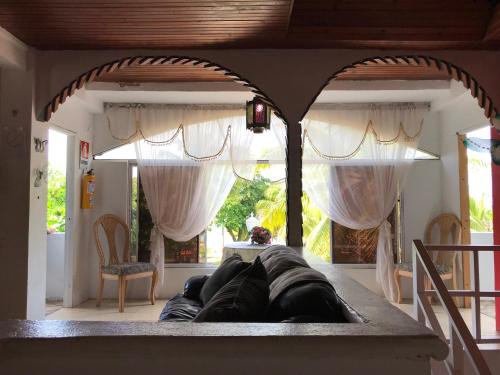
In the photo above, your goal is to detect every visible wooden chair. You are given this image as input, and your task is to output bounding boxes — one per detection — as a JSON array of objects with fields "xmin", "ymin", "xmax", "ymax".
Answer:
[
  {"xmin": 394, "ymin": 213, "xmax": 461, "ymax": 304},
  {"xmin": 94, "ymin": 214, "xmax": 158, "ymax": 312}
]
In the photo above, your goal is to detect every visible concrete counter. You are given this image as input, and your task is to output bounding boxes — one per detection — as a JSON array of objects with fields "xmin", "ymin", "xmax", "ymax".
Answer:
[{"xmin": 0, "ymin": 265, "xmax": 447, "ymax": 375}]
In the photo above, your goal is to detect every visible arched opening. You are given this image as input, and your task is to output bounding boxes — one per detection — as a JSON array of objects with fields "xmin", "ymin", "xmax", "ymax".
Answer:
[
  {"xmin": 42, "ymin": 56, "xmax": 288, "ymax": 319},
  {"xmin": 43, "ymin": 55, "xmax": 285, "ymax": 122},
  {"xmin": 299, "ymin": 55, "xmax": 498, "ymax": 328},
  {"xmin": 302, "ymin": 55, "xmax": 498, "ymax": 125}
]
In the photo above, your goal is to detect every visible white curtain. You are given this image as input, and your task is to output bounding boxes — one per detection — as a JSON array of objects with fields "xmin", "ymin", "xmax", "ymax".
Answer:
[
  {"xmin": 105, "ymin": 104, "xmax": 286, "ymax": 283},
  {"xmin": 302, "ymin": 103, "xmax": 428, "ymax": 301}
]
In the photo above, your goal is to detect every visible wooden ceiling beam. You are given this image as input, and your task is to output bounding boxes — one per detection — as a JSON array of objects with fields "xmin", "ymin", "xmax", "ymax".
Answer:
[
  {"xmin": 483, "ymin": 4, "xmax": 500, "ymax": 41},
  {"xmin": 284, "ymin": 0, "xmax": 295, "ymax": 36},
  {"xmin": 0, "ymin": 0, "xmax": 496, "ymax": 50}
]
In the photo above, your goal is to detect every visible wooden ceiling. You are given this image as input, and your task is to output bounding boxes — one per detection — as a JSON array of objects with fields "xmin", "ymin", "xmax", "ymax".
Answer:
[
  {"xmin": 0, "ymin": 0, "xmax": 499, "ymax": 50},
  {"xmin": 93, "ymin": 61, "xmax": 450, "ymax": 83},
  {"xmin": 95, "ymin": 63, "xmax": 233, "ymax": 83}
]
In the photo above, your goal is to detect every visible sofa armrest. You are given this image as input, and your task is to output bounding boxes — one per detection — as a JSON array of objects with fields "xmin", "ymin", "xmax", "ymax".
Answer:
[{"xmin": 183, "ymin": 275, "xmax": 210, "ymax": 301}]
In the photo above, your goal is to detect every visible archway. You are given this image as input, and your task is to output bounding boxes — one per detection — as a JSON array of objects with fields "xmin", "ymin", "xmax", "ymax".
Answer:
[
  {"xmin": 302, "ymin": 55, "xmax": 498, "ymax": 127},
  {"xmin": 298, "ymin": 55, "xmax": 498, "ymax": 304},
  {"xmin": 43, "ymin": 55, "xmax": 286, "ymax": 123}
]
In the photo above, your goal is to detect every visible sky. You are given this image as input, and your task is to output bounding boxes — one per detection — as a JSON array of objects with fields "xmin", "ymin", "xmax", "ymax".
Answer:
[
  {"xmin": 466, "ymin": 126, "xmax": 492, "ymax": 209},
  {"xmin": 48, "ymin": 129, "xmax": 67, "ymax": 174}
]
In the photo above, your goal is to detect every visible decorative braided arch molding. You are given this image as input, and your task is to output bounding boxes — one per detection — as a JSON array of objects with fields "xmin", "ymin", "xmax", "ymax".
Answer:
[
  {"xmin": 302, "ymin": 55, "xmax": 499, "ymax": 128},
  {"xmin": 42, "ymin": 55, "xmax": 285, "ymax": 123}
]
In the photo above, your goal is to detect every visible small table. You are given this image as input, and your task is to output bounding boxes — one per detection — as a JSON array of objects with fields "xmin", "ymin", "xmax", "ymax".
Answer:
[{"xmin": 221, "ymin": 242, "xmax": 271, "ymax": 262}]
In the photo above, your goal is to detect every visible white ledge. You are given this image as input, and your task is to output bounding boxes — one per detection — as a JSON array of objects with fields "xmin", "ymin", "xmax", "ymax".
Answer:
[{"xmin": 0, "ymin": 259, "xmax": 447, "ymax": 375}]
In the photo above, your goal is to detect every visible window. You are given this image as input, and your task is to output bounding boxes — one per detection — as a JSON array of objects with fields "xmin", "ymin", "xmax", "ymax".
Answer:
[
  {"xmin": 129, "ymin": 165, "xmax": 138, "ymax": 261},
  {"xmin": 133, "ymin": 164, "xmax": 286, "ymax": 265},
  {"xmin": 330, "ymin": 197, "xmax": 402, "ymax": 264}
]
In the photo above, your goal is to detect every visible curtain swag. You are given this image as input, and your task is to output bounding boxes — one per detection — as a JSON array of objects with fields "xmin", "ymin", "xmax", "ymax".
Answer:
[
  {"xmin": 104, "ymin": 103, "xmax": 287, "ymax": 183},
  {"xmin": 302, "ymin": 119, "xmax": 424, "ymax": 161}
]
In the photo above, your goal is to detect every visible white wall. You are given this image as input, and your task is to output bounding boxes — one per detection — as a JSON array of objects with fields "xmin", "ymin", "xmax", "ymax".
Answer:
[
  {"xmin": 471, "ymin": 232, "xmax": 495, "ymax": 299},
  {"xmin": 396, "ymin": 90, "xmax": 491, "ymax": 300},
  {"xmin": 46, "ymin": 233, "xmax": 65, "ymax": 300},
  {"xmin": 88, "ymin": 160, "xmax": 129, "ymax": 299},
  {"xmin": 88, "ymin": 160, "xmax": 215, "ymax": 300},
  {"xmin": 439, "ymin": 93, "xmax": 490, "ymax": 215},
  {"xmin": 27, "ymin": 119, "xmax": 49, "ymax": 319}
]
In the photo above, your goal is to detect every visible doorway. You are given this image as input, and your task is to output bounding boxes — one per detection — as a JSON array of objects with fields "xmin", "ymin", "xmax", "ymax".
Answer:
[
  {"xmin": 45, "ymin": 128, "xmax": 69, "ymax": 315},
  {"xmin": 465, "ymin": 126, "xmax": 494, "ymax": 322}
]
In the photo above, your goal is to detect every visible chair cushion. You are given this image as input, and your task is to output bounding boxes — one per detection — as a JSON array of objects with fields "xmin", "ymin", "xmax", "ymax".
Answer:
[
  {"xmin": 396, "ymin": 262, "xmax": 452, "ymax": 275},
  {"xmin": 194, "ymin": 257, "xmax": 269, "ymax": 322},
  {"xmin": 199, "ymin": 254, "xmax": 250, "ymax": 305},
  {"xmin": 102, "ymin": 262, "xmax": 156, "ymax": 276}
]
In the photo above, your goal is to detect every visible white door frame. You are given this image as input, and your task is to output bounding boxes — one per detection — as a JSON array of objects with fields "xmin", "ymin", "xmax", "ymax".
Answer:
[{"xmin": 63, "ymin": 133, "xmax": 75, "ymax": 308}]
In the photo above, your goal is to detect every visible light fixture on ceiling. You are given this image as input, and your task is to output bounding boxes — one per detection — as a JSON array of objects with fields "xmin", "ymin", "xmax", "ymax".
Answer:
[{"xmin": 246, "ymin": 97, "xmax": 271, "ymax": 134}]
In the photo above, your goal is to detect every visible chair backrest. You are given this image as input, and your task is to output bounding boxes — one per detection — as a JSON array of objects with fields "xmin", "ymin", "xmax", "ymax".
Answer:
[
  {"xmin": 93, "ymin": 214, "xmax": 130, "ymax": 267},
  {"xmin": 424, "ymin": 213, "xmax": 462, "ymax": 266}
]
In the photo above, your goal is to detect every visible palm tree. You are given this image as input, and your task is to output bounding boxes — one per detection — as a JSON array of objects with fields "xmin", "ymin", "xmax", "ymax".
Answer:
[
  {"xmin": 469, "ymin": 194, "xmax": 493, "ymax": 232},
  {"xmin": 256, "ymin": 183, "xmax": 331, "ymax": 260},
  {"xmin": 255, "ymin": 183, "xmax": 287, "ymax": 240},
  {"xmin": 304, "ymin": 215, "xmax": 331, "ymax": 261}
]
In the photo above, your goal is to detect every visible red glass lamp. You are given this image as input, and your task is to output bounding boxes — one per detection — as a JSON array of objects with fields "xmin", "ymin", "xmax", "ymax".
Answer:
[{"xmin": 246, "ymin": 97, "xmax": 271, "ymax": 133}]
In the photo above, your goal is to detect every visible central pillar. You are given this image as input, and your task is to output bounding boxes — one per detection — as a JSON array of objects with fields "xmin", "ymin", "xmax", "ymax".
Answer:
[
  {"xmin": 492, "ymin": 126, "xmax": 500, "ymax": 331},
  {"xmin": 286, "ymin": 121, "xmax": 303, "ymax": 247}
]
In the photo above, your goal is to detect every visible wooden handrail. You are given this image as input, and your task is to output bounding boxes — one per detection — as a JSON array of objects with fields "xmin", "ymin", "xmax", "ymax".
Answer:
[
  {"xmin": 423, "ymin": 244, "xmax": 500, "ymax": 251},
  {"xmin": 422, "ymin": 290, "xmax": 500, "ymax": 297},
  {"xmin": 413, "ymin": 239, "xmax": 492, "ymax": 375}
]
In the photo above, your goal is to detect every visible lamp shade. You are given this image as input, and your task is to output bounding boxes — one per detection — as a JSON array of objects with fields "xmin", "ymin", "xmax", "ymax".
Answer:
[
  {"xmin": 246, "ymin": 97, "xmax": 271, "ymax": 133},
  {"xmin": 245, "ymin": 213, "xmax": 260, "ymax": 232}
]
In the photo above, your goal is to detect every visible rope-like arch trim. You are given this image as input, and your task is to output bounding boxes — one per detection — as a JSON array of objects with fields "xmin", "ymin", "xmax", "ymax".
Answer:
[
  {"xmin": 43, "ymin": 55, "xmax": 286, "ymax": 124},
  {"xmin": 301, "ymin": 55, "xmax": 499, "ymax": 128}
]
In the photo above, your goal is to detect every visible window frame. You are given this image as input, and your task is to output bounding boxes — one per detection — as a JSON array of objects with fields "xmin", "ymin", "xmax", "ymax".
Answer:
[{"xmin": 329, "ymin": 195, "xmax": 404, "ymax": 266}]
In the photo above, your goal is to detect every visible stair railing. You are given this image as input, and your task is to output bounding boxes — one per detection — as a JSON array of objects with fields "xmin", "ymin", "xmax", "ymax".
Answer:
[{"xmin": 413, "ymin": 239, "xmax": 500, "ymax": 375}]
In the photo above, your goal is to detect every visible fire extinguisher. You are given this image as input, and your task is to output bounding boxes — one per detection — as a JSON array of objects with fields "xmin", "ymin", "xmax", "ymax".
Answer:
[{"xmin": 81, "ymin": 169, "xmax": 96, "ymax": 209}]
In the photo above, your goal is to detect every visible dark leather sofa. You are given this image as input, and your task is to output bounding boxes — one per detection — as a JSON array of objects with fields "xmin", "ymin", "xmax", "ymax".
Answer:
[{"xmin": 159, "ymin": 245, "xmax": 347, "ymax": 323}]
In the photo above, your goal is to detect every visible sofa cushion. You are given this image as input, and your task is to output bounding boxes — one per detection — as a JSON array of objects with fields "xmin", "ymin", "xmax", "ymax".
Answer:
[
  {"xmin": 194, "ymin": 257, "xmax": 269, "ymax": 322},
  {"xmin": 159, "ymin": 294, "xmax": 203, "ymax": 321},
  {"xmin": 269, "ymin": 282, "xmax": 343, "ymax": 322},
  {"xmin": 199, "ymin": 254, "xmax": 250, "ymax": 305},
  {"xmin": 262, "ymin": 252, "xmax": 310, "ymax": 284},
  {"xmin": 102, "ymin": 262, "xmax": 156, "ymax": 276},
  {"xmin": 259, "ymin": 245, "xmax": 297, "ymax": 263},
  {"xmin": 268, "ymin": 267, "xmax": 342, "ymax": 322},
  {"xmin": 183, "ymin": 275, "xmax": 209, "ymax": 301}
]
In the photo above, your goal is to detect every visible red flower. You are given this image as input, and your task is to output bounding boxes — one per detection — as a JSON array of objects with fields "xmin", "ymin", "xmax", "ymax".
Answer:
[{"xmin": 250, "ymin": 226, "xmax": 272, "ymax": 245}]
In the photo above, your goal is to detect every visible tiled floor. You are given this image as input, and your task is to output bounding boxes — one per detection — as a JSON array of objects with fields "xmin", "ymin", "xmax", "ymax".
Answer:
[
  {"xmin": 48, "ymin": 297, "xmax": 498, "ymax": 337},
  {"xmin": 45, "ymin": 301, "xmax": 63, "ymax": 316},
  {"xmin": 393, "ymin": 299, "xmax": 498, "ymax": 339},
  {"xmin": 46, "ymin": 299, "xmax": 168, "ymax": 321}
]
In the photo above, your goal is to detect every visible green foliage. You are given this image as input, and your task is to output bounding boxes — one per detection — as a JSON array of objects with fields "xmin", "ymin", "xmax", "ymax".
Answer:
[
  {"xmin": 254, "ymin": 182, "xmax": 331, "ymax": 261},
  {"xmin": 130, "ymin": 175, "xmax": 138, "ymax": 258},
  {"xmin": 304, "ymin": 215, "xmax": 331, "ymax": 262},
  {"xmin": 138, "ymin": 178, "xmax": 154, "ymax": 262},
  {"xmin": 469, "ymin": 194, "xmax": 493, "ymax": 232},
  {"xmin": 256, "ymin": 183, "xmax": 287, "ymax": 241},
  {"xmin": 47, "ymin": 167, "xmax": 66, "ymax": 233},
  {"xmin": 215, "ymin": 174, "xmax": 270, "ymax": 241}
]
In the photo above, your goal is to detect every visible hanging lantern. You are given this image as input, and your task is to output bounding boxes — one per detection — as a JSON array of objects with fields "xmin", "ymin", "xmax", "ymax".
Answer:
[{"xmin": 246, "ymin": 97, "xmax": 271, "ymax": 133}]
